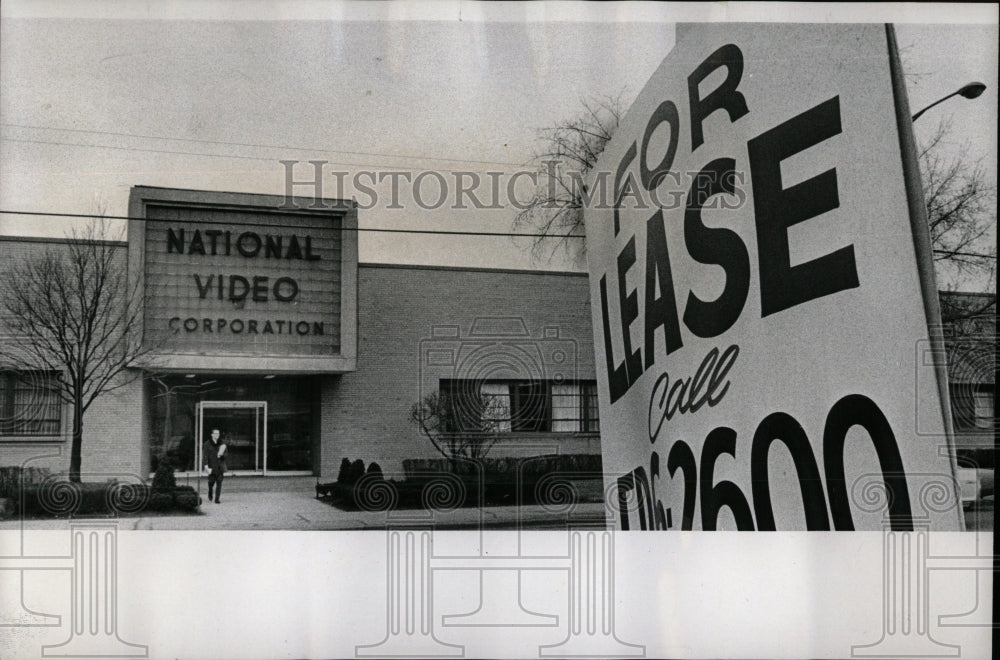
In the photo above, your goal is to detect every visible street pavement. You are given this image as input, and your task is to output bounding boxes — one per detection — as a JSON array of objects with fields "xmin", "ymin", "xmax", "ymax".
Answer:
[{"xmin": 3, "ymin": 480, "xmax": 989, "ymax": 531}]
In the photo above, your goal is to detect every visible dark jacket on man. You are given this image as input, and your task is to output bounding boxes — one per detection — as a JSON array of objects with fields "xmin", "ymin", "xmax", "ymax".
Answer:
[{"xmin": 204, "ymin": 440, "xmax": 227, "ymax": 473}]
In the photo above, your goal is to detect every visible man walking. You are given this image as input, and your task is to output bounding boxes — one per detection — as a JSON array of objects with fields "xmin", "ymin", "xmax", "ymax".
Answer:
[{"xmin": 203, "ymin": 428, "xmax": 227, "ymax": 503}]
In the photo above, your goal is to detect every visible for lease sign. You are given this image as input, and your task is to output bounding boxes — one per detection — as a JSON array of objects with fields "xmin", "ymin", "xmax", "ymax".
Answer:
[{"xmin": 585, "ymin": 24, "xmax": 961, "ymax": 531}]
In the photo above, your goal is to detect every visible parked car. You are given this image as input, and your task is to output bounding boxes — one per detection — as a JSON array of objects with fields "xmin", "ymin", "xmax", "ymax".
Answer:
[
  {"xmin": 956, "ymin": 458, "xmax": 994, "ymax": 510},
  {"xmin": 957, "ymin": 467, "xmax": 979, "ymax": 508}
]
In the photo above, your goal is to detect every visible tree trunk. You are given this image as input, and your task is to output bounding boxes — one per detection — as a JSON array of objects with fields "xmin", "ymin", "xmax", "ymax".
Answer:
[
  {"xmin": 70, "ymin": 398, "xmax": 83, "ymax": 482},
  {"xmin": 162, "ymin": 393, "xmax": 172, "ymax": 470}
]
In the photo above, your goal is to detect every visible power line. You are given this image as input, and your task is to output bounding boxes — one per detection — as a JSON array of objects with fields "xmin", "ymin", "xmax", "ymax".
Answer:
[
  {"xmin": 1, "ymin": 136, "xmax": 515, "ymax": 173},
  {"xmin": 0, "ymin": 209, "xmax": 993, "ymax": 257},
  {"xmin": 1, "ymin": 123, "xmax": 526, "ymax": 168},
  {"xmin": 0, "ymin": 209, "xmax": 584, "ymax": 240}
]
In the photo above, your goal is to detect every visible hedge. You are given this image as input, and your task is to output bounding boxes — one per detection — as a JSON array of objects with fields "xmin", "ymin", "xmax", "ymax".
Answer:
[
  {"xmin": 0, "ymin": 466, "xmax": 53, "ymax": 499},
  {"xmin": 401, "ymin": 454, "xmax": 603, "ymax": 480},
  {"xmin": 0, "ymin": 466, "xmax": 201, "ymax": 517},
  {"xmin": 317, "ymin": 454, "xmax": 605, "ymax": 511}
]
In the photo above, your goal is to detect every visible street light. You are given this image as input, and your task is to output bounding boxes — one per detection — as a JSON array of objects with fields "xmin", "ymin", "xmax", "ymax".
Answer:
[{"xmin": 912, "ymin": 82, "xmax": 987, "ymax": 121}]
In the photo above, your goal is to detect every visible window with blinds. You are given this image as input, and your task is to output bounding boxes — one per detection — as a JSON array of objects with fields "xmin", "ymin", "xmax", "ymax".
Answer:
[
  {"xmin": 441, "ymin": 379, "xmax": 599, "ymax": 433},
  {"xmin": 0, "ymin": 371, "xmax": 63, "ymax": 436}
]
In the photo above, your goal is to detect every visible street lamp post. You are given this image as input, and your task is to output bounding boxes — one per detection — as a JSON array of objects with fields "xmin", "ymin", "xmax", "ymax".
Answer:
[{"xmin": 912, "ymin": 82, "xmax": 987, "ymax": 121}]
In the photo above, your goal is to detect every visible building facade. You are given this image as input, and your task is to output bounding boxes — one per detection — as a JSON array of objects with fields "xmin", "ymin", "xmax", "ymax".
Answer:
[
  {"xmin": 0, "ymin": 187, "xmax": 598, "ymax": 481},
  {"xmin": 940, "ymin": 292, "xmax": 996, "ymax": 467}
]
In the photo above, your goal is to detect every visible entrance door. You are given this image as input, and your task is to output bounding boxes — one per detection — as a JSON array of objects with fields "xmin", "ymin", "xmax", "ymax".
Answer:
[{"xmin": 196, "ymin": 401, "xmax": 268, "ymax": 475}]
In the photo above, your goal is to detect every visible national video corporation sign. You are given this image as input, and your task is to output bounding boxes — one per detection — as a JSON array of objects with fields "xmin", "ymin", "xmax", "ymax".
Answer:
[
  {"xmin": 163, "ymin": 227, "xmax": 324, "ymax": 338},
  {"xmin": 584, "ymin": 25, "xmax": 961, "ymax": 531},
  {"xmin": 128, "ymin": 187, "xmax": 358, "ymax": 373}
]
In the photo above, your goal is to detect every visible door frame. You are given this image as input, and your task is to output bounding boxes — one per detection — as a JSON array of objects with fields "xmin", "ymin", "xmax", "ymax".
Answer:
[{"xmin": 196, "ymin": 400, "xmax": 268, "ymax": 475}]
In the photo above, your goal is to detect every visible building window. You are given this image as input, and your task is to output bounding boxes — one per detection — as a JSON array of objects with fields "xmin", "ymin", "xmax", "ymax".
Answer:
[
  {"xmin": 0, "ymin": 371, "xmax": 63, "ymax": 436},
  {"xmin": 480, "ymin": 382, "xmax": 512, "ymax": 432},
  {"xmin": 974, "ymin": 392, "xmax": 994, "ymax": 429},
  {"xmin": 511, "ymin": 381, "xmax": 549, "ymax": 432},
  {"xmin": 441, "ymin": 379, "xmax": 599, "ymax": 433},
  {"xmin": 148, "ymin": 375, "xmax": 319, "ymax": 473},
  {"xmin": 582, "ymin": 382, "xmax": 600, "ymax": 432}
]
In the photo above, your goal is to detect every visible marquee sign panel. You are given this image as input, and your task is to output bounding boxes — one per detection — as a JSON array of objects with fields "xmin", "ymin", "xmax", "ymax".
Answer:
[{"xmin": 128, "ymin": 187, "xmax": 358, "ymax": 373}]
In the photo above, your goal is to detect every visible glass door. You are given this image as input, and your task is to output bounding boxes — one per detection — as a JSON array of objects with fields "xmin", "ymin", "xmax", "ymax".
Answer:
[{"xmin": 196, "ymin": 401, "xmax": 268, "ymax": 474}]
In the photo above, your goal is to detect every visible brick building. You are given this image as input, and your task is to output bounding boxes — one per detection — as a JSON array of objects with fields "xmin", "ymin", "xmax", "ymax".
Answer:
[{"xmin": 0, "ymin": 186, "xmax": 599, "ymax": 481}]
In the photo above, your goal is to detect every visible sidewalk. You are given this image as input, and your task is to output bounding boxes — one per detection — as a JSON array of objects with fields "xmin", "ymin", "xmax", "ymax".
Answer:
[{"xmin": 0, "ymin": 487, "xmax": 610, "ymax": 531}]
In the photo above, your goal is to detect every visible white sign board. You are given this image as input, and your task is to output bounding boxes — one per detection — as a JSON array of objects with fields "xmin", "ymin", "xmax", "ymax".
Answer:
[{"xmin": 585, "ymin": 24, "xmax": 962, "ymax": 530}]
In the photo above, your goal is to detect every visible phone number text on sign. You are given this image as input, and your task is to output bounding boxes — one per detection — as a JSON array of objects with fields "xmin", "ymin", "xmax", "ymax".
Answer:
[{"xmin": 622, "ymin": 342, "xmax": 913, "ymax": 531}]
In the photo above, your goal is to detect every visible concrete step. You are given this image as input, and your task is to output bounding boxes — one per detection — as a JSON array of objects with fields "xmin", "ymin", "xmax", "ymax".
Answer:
[{"xmin": 173, "ymin": 474, "xmax": 317, "ymax": 494}]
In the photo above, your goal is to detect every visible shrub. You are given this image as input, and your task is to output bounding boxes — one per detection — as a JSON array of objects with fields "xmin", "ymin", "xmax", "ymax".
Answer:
[
  {"xmin": 12, "ymin": 479, "xmax": 202, "ymax": 516},
  {"xmin": 336, "ymin": 457, "xmax": 352, "ymax": 483},
  {"xmin": 401, "ymin": 454, "xmax": 602, "ymax": 482},
  {"xmin": 0, "ymin": 466, "xmax": 53, "ymax": 499},
  {"xmin": 106, "ymin": 482, "xmax": 151, "ymax": 514},
  {"xmin": 350, "ymin": 459, "xmax": 366, "ymax": 483},
  {"xmin": 320, "ymin": 455, "xmax": 606, "ymax": 512},
  {"xmin": 335, "ymin": 458, "xmax": 367, "ymax": 485},
  {"xmin": 366, "ymin": 462, "xmax": 384, "ymax": 481},
  {"xmin": 152, "ymin": 459, "xmax": 177, "ymax": 491},
  {"xmin": 398, "ymin": 454, "xmax": 604, "ymax": 506},
  {"xmin": 67, "ymin": 482, "xmax": 106, "ymax": 515},
  {"xmin": 14, "ymin": 481, "xmax": 146, "ymax": 516},
  {"xmin": 16, "ymin": 486, "xmax": 40, "ymax": 514},
  {"xmin": 150, "ymin": 492, "xmax": 173, "ymax": 511},
  {"xmin": 172, "ymin": 487, "xmax": 200, "ymax": 511}
]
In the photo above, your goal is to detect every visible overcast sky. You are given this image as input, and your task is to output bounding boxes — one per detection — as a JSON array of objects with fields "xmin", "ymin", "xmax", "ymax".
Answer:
[{"xmin": 1, "ymin": 2, "xmax": 996, "ymax": 288}]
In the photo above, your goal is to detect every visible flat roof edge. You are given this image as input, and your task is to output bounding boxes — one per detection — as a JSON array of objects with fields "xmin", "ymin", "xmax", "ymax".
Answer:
[
  {"xmin": 0, "ymin": 235, "xmax": 128, "ymax": 247},
  {"xmin": 130, "ymin": 184, "xmax": 355, "ymax": 210},
  {"xmin": 358, "ymin": 262, "xmax": 588, "ymax": 278}
]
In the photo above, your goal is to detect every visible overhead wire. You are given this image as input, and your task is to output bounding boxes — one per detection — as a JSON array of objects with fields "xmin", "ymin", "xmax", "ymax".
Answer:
[
  {"xmin": 0, "ymin": 123, "xmax": 527, "ymax": 168},
  {"xmin": 0, "ymin": 209, "xmax": 584, "ymax": 240},
  {"xmin": 1, "ymin": 210, "xmax": 992, "ymax": 257},
  {"xmin": 1, "ymin": 126, "xmax": 993, "ymax": 257}
]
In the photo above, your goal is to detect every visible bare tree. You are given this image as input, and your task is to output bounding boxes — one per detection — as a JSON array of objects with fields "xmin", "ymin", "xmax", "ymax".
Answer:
[
  {"xmin": 920, "ymin": 119, "xmax": 997, "ymax": 311},
  {"xmin": 518, "ymin": 98, "xmax": 996, "ymax": 300},
  {"xmin": 939, "ymin": 291, "xmax": 997, "ymax": 324},
  {"xmin": 513, "ymin": 93, "xmax": 626, "ymax": 264},
  {"xmin": 409, "ymin": 389, "xmax": 501, "ymax": 471},
  {"xmin": 0, "ymin": 218, "xmax": 147, "ymax": 482}
]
